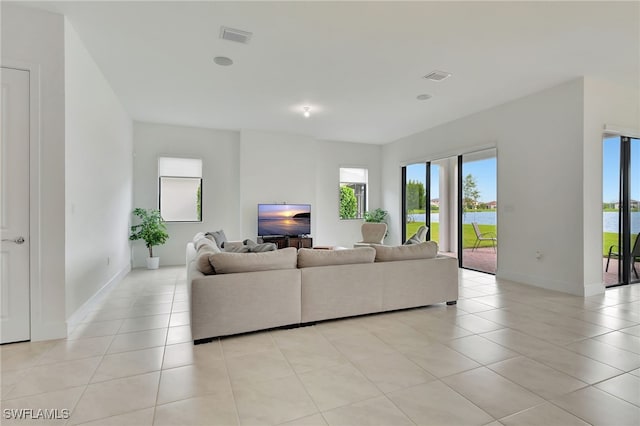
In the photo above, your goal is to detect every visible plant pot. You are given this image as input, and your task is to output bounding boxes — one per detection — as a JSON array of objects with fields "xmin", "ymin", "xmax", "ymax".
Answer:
[{"xmin": 146, "ymin": 257, "xmax": 160, "ymax": 270}]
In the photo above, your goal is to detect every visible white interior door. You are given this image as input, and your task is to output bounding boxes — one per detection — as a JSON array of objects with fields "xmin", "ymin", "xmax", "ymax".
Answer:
[{"xmin": 1, "ymin": 67, "xmax": 31, "ymax": 343}]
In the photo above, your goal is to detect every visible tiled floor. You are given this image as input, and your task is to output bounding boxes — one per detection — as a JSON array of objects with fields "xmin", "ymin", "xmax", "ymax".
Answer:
[{"xmin": 2, "ymin": 267, "xmax": 640, "ymax": 425}]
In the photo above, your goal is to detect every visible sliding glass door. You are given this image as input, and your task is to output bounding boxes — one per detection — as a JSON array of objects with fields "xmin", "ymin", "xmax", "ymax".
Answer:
[
  {"xmin": 631, "ymin": 138, "xmax": 640, "ymax": 284},
  {"xmin": 603, "ymin": 136, "xmax": 640, "ymax": 286},
  {"xmin": 459, "ymin": 149, "xmax": 497, "ymax": 274},
  {"xmin": 401, "ymin": 149, "xmax": 497, "ymax": 274},
  {"xmin": 403, "ymin": 163, "xmax": 429, "ymax": 241}
]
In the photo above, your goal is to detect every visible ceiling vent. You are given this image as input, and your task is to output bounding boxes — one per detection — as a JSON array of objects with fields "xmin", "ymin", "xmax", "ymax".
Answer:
[
  {"xmin": 423, "ymin": 70, "xmax": 452, "ymax": 82},
  {"xmin": 219, "ymin": 26, "xmax": 252, "ymax": 44}
]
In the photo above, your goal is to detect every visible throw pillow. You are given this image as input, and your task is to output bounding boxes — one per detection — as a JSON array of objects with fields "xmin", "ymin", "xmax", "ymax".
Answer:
[
  {"xmin": 249, "ymin": 242, "xmax": 277, "ymax": 253},
  {"xmin": 403, "ymin": 235, "xmax": 422, "ymax": 245},
  {"xmin": 403, "ymin": 225, "xmax": 428, "ymax": 245},
  {"xmin": 243, "ymin": 239, "xmax": 258, "ymax": 248},
  {"xmin": 206, "ymin": 230, "xmax": 227, "ymax": 249},
  {"xmin": 223, "ymin": 245, "xmax": 250, "ymax": 253}
]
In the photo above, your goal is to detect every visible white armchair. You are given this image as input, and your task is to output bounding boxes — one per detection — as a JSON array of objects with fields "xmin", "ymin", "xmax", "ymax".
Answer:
[{"xmin": 354, "ymin": 223, "xmax": 387, "ymax": 248}]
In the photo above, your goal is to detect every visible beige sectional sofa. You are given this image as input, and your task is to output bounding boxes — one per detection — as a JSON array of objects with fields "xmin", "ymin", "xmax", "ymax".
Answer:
[{"xmin": 186, "ymin": 237, "xmax": 458, "ymax": 343}]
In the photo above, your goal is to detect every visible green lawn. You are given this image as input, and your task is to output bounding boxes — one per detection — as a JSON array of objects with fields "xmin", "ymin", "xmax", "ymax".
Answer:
[
  {"xmin": 602, "ymin": 232, "xmax": 637, "ymax": 257},
  {"xmin": 405, "ymin": 225, "xmax": 623, "ymax": 257},
  {"xmin": 603, "ymin": 232, "xmax": 618, "ymax": 257},
  {"xmin": 406, "ymin": 221, "xmax": 497, "ymax": 249}
]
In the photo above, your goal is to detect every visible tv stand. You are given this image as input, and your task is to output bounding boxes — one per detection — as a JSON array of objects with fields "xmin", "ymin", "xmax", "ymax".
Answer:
[{"xmin": 259, "ymin": 236, "xmax": 312, "ymax": 249}]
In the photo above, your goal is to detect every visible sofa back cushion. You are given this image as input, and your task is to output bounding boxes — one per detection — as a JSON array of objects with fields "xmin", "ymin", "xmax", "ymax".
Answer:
[
  {"xmin": 194, "ymin": 236, "xmax": 218, "ymax": 251},
  {"xmin": 297, "ymin": 247, "xmax": 375, "ymax": 268},
  {"xmin": 372, "ymin": 241, "xmax": 438, "ymax": 262},
  {"xmin": 195, "ymin": 244, "xmax": 220, "ymax": 275},
  {"xmin": 209, "ymin": 247, "xmax": 297, "ymax": 274}
]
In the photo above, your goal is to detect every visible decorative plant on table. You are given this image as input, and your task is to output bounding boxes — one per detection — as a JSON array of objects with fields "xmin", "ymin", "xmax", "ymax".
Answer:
[
  {"xmin": 129, "ymin": 208, "xmax": 169, "ymax": 269},
  {"xmin": 364, "ymin": 208, "xmax": 388, "ymax": 223}
]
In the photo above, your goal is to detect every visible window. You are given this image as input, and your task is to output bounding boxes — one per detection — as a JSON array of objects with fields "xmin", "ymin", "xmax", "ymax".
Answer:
[
  {"xmin": 339, "ymin": 167, "xmax": 368, "ymax": 219},
  {"xmin": 158, "ymin": 157, "xmax": 202, "ymax": 222}
]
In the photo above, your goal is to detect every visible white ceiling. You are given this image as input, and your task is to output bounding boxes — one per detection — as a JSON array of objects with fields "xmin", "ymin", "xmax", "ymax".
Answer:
[{"xmin": 24, "ymin": 1, "xmax": 640, "ymax": 144}]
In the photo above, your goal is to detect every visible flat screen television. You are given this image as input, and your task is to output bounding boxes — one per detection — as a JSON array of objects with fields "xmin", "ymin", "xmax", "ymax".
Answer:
[{"xmin": 258, "ymin": 204, "xmax": 311, "ymax": 237}]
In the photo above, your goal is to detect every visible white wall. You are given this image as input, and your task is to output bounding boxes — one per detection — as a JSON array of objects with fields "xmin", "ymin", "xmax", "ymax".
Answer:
[
  {"xmin": 239, "ymin": 130, "xmax": 318, "ymax": 240},
  {"xmin": 383, "ymin": 79, "xmax": 586, "ymax": 295},
  {"xmin": 2, "ymin": 5, "xmax": 67, "ymax": 340},
  {"xmin": 582, "ymin": 78, "xmax": 640, "ymax": 295},
  {"xmin": 64, "ymin": 21, "xmax": 133, "ymax": 318},
  {"xmin": 132, "ymin": 126, "xmax": 382, "ymax": 263},
  {"xmin": 239, "ymin": 130, "xmax": 383, "ymax": 248},
  {"xmin": 133, "ymin": 122, "xmax": 241, "ymax": 267},
  {"xmin": 315, "ymin": 139, "xmax": 382, "ymax": 247}
]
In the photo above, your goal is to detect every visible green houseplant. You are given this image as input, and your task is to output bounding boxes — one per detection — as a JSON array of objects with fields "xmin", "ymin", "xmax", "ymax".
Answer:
[
  {"xmin": 129, "ymin": 208, "xmax": 169, "ymax": 269},
  {"xmin": 364, "ymin": 208, "xmax": 389, "ymax": 239},
  {"xmin": 363, "ymin": 208, "xmax": 388, "ymax": 223}
]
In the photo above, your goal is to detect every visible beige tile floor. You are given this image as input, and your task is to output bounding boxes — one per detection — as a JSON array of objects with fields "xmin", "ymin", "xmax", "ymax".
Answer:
[{"xmin": 2, "ymin": 267, "xmax": 640, "ymax": 425}]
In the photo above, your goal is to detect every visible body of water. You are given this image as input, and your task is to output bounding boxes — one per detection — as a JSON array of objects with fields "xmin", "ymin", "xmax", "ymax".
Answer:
[
  {"xmin": 409, "ymin": 211, "xmax": 640, "ymax": 233},
  {"xmin": 603, "ymin": 212, "xmax": 640, "ymax": 234},
  {"xmin": 258, "ymin": 218, "xmax": 310, "ymax": 236},
  {"xmin": 408, "ymin": 211, "xmax": 496, "ymax": 225}
]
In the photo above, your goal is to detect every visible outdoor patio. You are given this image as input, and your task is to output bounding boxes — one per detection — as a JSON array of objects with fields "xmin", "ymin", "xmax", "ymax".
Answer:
[
  {"xmin": 602, "ymin": 257, "xmax": 640, "ymax": 286},
  {"xmin": 462, "ymin": 247, "xmax": 497, "ymax": 274},
  {"xmin": 440, "ymin": 248, "xmax": 497, "ymax": 275}
]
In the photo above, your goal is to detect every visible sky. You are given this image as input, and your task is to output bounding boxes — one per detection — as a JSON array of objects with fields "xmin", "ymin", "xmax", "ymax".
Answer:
[
  {"xmin": 603, "ymin": 136, "xmax": 640, "ymax": 203},
  {"xmin": 405, "ymin": 137, "xmax": 639, "ymax": 206},
  {"xmin": 258, "ymin": 204, "xmax": 310, "ymax": 218},
  {"xmin": 406, "ymin": 157, "xmax": 497, "ymax": 202}
]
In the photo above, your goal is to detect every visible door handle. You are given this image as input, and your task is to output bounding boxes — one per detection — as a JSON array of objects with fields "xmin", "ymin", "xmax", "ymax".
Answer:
[{"xmin": 1, "ymin": 237, "xmax": 25, "ymax": 244}]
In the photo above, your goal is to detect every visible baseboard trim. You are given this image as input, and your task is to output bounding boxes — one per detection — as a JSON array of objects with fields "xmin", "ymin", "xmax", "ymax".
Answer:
[
  {"xmin": 66, "ymin": 264, "xmax": 131, "ymax": 332},
  {"xmin": 497, "ymin": 270, "xmax": 582, "ymax": 296},
  {"xmin": 31, "ymin": 321, "xmax": 67, "ymax": 342},
  {"xmin": 583, "ymin": 282, "xmax": 605, "ymax": 297}
]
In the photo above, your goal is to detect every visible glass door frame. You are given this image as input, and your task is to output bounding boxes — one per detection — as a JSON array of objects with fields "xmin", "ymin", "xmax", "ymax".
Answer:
[
  {"xmin": 609, "ymin": 135, "xmax": 639, "ymax": 287},
  {"xmin": 457, "ymin": 149, "xmax": 498, "ymax": 275},
  {"xmin": 401, "ymin": 162, "xmax": 432, "ymax": 243}
]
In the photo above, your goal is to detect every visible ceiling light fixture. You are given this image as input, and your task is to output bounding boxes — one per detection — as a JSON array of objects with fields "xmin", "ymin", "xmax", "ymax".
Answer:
[
  {"xmin": 416, "ymin": 94, "xmax": 432, "ymax": 101},
  {"xmin": 303, "ymin": 106, "xmax": 311, "ymax": 118},
  {"xmin": 213, "ymin": 56, "xmax": 233, "ymax": 66},
  {"xmin": 423, "ymin": 70, "xmax": 452, "ymax": 82}
]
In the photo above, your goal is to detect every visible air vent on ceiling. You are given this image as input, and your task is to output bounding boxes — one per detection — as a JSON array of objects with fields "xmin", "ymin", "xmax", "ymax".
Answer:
[
  {"xmin": 423, "ymin": 70, "xmax": 452, "ymax": 82},
  {"xmin": 220, "ymin": 26, "xmax": 252, "ymax": 44}
]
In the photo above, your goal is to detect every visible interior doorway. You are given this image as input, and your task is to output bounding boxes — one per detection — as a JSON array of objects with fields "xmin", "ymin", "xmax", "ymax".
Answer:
[{"xmin": 1, "ymin": 67, "xmax": 31, "ymax": 344}]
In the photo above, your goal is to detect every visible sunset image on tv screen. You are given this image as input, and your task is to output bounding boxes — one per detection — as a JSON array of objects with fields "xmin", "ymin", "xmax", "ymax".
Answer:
[{"xmin": 258, "ymin": 204, "xmax": 311, "ymax": 236}]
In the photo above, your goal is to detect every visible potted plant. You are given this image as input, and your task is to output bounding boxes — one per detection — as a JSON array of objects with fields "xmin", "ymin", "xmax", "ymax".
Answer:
[
  {"xmin": 364, "ymin": 208, "xmax": 389, "ymax": 239},
  {"xmin": 363, "ymin": 208, "xmax": 388, "ymax": 224},
  {"xmin": 129, "ymin": 208, "xmax": 169, "ymax": 269}
]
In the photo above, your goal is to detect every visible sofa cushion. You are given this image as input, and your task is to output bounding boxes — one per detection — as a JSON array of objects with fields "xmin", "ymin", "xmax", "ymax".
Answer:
[
  {"xmin": 205, "ymin": 229, "xmax": 227, "ymax": 249},
  {"xmin": 195, "ymin": 245, "xmax": 219, "ymax": 275},
  {"xmin": 195, "ymin": 236, "xmax": 219, "ymax": 251},
  {"xmin": 209, "ymin": 247, "xmax": 297, "ymax": 274},
  {"xmin": 297, "ymin": 247, "xmax": 376, "ymax": 268},
  {"xmin": 372, "ymin": 241, "xmax": 438, "ymax": 262},
  {"xmin": 192, "ymin": 232, "xmax": 206, "ymax": 243}
]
